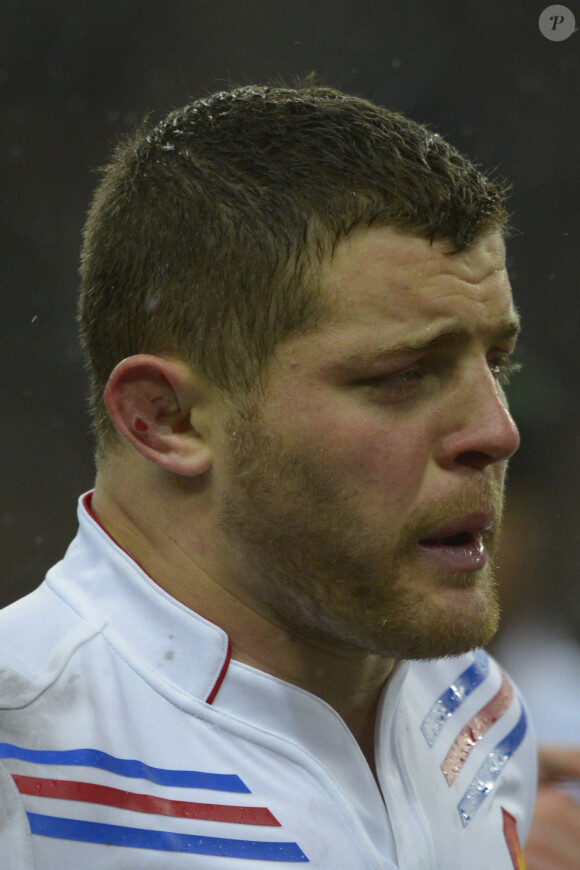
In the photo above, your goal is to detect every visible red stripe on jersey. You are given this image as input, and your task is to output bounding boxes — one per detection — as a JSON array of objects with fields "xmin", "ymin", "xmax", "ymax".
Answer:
[
  {"xmin": 502, "ymin": 807, "xmax": 526, "ymax": 870},
  {"xmin": 442, "ymin": 674, "xmax": 514, "ymax": 785},
  {"xmin": 206, "ymin": 637, "xmax": 232, "ymax": 705},
  {"xmin": 13, "ymin": 774, "xmax": 280, "ymax": 826}
]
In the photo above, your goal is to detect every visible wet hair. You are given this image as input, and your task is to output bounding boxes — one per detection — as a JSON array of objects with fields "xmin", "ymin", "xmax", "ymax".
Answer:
[{"xmin": 78, "ymin": 83, "xmax": 510, "ymax": 457}]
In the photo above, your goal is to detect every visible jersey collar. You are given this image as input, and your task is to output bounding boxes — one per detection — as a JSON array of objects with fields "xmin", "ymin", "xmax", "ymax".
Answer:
[{"xmin": 47, "ymin": 492, "xmax": 232, "ymax": 704}]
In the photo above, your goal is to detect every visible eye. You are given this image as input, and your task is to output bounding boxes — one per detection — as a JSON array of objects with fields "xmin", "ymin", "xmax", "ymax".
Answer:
[
  {"xmin": 383, "ymin": 366, "xmax": 424, "ymax": 385},
  {"xmin": 488, "ymin": 356, "xmax": 522, "ymax": 385},
  {"xmin": 358, "ymin": 362, "xmax": 436, "ymax": 403}
]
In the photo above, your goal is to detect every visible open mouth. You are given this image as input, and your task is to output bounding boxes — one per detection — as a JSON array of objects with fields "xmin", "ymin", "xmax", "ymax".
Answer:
[
  {"xmin": 420, "ymin": 532, "xmax": 477, "ymax": 548},
  {"xmin": 415, "ymin": 512, "xmax": 493, "ymax": 572}
]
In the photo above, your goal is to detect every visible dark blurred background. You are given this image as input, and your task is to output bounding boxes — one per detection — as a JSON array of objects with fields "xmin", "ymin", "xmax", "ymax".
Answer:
[{"xmin": 1, "ymin": 1, "xmax": 579, "ymax": 653}]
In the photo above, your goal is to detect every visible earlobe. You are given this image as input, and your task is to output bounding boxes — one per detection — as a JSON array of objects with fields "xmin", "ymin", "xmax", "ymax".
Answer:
[{"xmin": 104, "ymin": 355, "xmax": 213, "ymax": 476}]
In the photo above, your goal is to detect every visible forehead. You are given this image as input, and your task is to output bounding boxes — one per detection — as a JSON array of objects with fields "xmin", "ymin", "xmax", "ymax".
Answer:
[{"xmin": 318, "ymin": 227, "xmax": 515, "ymax": 336}]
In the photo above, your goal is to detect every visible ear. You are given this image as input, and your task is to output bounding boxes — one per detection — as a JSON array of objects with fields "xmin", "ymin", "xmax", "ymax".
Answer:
[{"xmin": 103, "ymin": 355, "xmax": 213, "ymax": 476}]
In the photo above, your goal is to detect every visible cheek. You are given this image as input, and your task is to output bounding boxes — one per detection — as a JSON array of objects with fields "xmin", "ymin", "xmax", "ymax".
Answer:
[{"xmin": 304, "ymin": 410, "xmax": 433, "ymax": 510}]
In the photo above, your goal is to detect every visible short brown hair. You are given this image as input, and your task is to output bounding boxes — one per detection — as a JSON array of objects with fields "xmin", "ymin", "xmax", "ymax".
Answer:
[{"xmin": 78, "ymin": 83, "xmax": 510, "ymax": 456}]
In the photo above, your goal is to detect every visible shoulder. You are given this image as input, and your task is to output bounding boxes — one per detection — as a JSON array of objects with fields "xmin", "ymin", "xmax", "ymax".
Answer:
[
  {"xmin": 402, "ymin": 650, "xmax": 533, "ymax": 761},
  {"xmin": 401, "ymin": 650, "xmax": 538, "ymax": 838},
  {"xmin": 0, "ymin": 583, "xmax": 102, "ymax": 709}
]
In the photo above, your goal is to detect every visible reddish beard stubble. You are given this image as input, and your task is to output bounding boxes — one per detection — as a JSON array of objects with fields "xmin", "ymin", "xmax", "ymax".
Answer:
[{"xmin": 218, "ymin": 406, "xmax": 505, "ymax": 661}]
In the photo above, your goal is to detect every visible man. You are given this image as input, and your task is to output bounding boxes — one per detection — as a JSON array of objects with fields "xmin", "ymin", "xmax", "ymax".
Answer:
[{"xmin": 0, "ymin": 84, "xmax": 536, "ymax": 868}]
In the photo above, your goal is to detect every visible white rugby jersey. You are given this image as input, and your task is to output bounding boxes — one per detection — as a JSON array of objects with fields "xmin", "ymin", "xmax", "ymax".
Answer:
[{"xmin": 0, "ymin": 493, "xmax": 536, "ymax": 869}]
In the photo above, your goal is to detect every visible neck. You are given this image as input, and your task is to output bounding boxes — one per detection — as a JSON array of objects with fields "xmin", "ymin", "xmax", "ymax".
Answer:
[{"xmin": 92, "ymin": 466, "xmax": 396, "ymax": 770}]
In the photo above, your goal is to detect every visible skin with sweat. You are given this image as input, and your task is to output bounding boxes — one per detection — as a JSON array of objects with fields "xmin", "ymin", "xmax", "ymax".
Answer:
[{"xmin": 93, "ymin": 227, "xmax": 520, "ymax": 771}]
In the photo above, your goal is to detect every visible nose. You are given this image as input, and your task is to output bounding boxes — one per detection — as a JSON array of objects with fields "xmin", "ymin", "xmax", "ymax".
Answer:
[{"xmin": 435, "ymin": 372, "xmax": 520, "ymax": 473}]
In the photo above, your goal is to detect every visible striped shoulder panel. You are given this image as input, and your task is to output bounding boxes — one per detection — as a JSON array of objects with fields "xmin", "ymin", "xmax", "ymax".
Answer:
[
  {"xmin": 1, "ymin": 743, "xmax": 309, "ymax": 863},
  {"xmin": 419, "ymin": 652, "xmax": 527, "ymax": 827}
]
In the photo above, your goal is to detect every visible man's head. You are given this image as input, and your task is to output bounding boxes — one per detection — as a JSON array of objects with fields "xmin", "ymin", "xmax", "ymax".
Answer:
[
  {"xmin": 82, "ymin": 85, "xmax": 520, "ymax": 661},
  {"xmin": 79, "ymin": 83, "xmax": 510, "ymax": 460}
]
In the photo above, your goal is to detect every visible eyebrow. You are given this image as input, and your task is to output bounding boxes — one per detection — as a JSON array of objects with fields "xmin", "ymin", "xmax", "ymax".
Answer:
[{"xmin": 334, "ymin": 317, "xmax": 521, "ymax": 372}]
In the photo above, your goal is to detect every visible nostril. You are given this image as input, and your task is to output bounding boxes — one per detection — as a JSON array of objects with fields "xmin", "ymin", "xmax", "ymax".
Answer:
[{"xmin": 455, "ymin": 450, "xmax": 496, "ymax": 471}]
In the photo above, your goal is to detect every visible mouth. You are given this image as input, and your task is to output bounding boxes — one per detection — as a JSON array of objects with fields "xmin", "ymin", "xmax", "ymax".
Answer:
[{"xmin": 416, "ymin": 511, "xmax": 495, "ymax": 573}]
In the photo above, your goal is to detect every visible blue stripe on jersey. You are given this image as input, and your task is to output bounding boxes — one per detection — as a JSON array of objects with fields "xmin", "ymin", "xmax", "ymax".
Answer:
[
  {"xmin": 27, "ymin": 813, "xmax": 309, "ymax": 862},
  {"xmin": 457, "ymin": 705, "xmax": 528, "ymax": 827},
  {"xmin": 0, "ymin": 744, "xmax": 249, "ymax": 793},
  {"xmin": 420, "ymin": 650, "xmax": 489, "ymax": 747}
]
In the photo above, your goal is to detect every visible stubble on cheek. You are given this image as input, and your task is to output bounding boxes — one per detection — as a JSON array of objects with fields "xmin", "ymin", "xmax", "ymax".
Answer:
[
  {"xmin": 217, "ymin": 405, "xmax": 397, "ymax": 639},
  {"xmin": 219, "ymin": 404, "xmax": 507, "ymax": 658}
]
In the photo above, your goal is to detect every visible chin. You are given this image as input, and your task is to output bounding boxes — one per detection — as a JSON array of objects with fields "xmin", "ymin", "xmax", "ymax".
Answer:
[
  {"xmin": 356, "ymin": 581, "xmax": 501, "ymax": 661},
  {"xmin": 397, "ymin": 606, "xmax": 500, "ymax": 661}
]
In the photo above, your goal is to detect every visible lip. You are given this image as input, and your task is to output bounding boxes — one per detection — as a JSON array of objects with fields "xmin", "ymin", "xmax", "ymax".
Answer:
[
  {"xmin": 419, "ymin": 511, "xmax": 496, "ymax": 542},
  {"xmin": 416, "ymin": 511, "xmax": 495, "ymax": 573}
]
